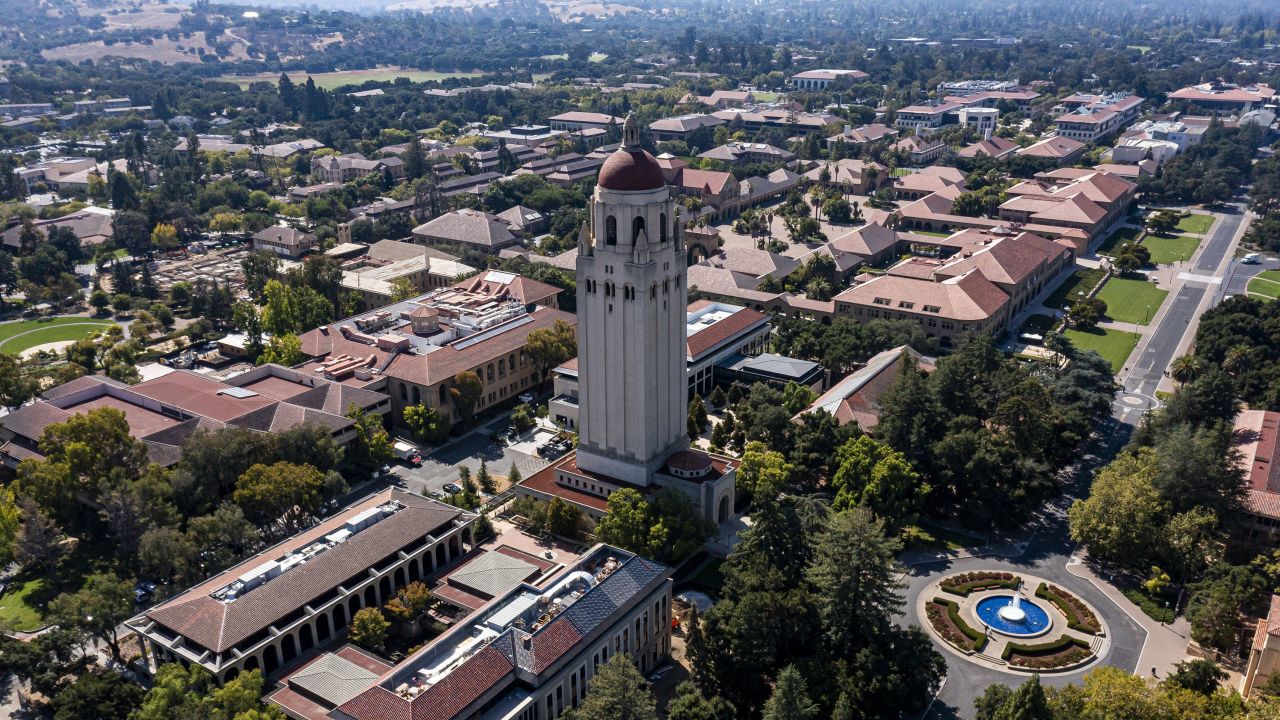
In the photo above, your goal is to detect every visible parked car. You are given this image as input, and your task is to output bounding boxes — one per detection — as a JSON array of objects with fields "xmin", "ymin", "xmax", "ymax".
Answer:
[
  {"xmin": 1243, "ymin": 253, "xmax": 1261, "ymax": 264},
  {"xmin": 443, "ymin": 482, "xmax": 463, "ymax": 494},
  {"xmin": 518, "ymin": 393, "xmax": 535, "ymax": 404}
]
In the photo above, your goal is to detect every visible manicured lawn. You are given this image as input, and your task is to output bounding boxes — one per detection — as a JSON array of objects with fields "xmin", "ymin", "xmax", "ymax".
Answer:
[
  {"xmin": 1097, "ymin": 226, "xmax": 1142, "ymax": 255},
  {"xmin": 1248, "ymin": 271, "xmax": 1280, "ymax": 299},
  {"xmin": 890, "ymin": 167, "xmax": 912, "ymax": 178},
  {"xmin": 1176, "ymin": 213, "xmax": 1214, "ymax": 235},
  {"xmin": 1142, "ymin": 233, "xmax": 1201, "ymax": 264},
  {"xmin": 1121, "ymin": 586, "xmax": 1176, "ymax": 623},
  {"xmin": 911, "ymin": 229, "xmax": 951, "ymax": 238},
  {"xmin": 902, "ymin": 523, "xmax": 981, "ymax": 553},
  {"xmin": 0, "ymin": 574, "xmax": 52, "ymax": 631},
  {"xmin": 1063, "ymin": 327, "xmax": 1140, "ymax": 372},
  {"xmin": 1045, "ymin": 267, "xmax": 1107, "ymax": 309},
  {"xmin": 0, "ymin": 317, "xmax": 116, "ymax": 353},
  {"xmin": 1096, "ymin": 277, "xmax": 1168, "ymax": 325}
]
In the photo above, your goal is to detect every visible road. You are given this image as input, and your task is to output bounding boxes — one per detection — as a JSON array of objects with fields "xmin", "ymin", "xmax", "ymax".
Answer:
[{"xmin": 916, "ymin": 203, "xmax": 1250, "ymax": 718}]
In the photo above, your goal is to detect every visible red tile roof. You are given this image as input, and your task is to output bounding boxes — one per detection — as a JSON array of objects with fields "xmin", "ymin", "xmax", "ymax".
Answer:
[{"xmin": 686, "ymin": 306, "xmax": 768, "ymax": 359}]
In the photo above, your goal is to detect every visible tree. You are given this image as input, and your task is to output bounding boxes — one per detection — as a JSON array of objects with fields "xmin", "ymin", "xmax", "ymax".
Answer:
[
  {"xmin": 0, "ymin": 351, "xmax": 37, "ymax": 409},
  {"xmin": 150, "ymin": 222, "xmax": 179, "ymax": 252},
  {"xmin": 821, "ymin": 196, "xmax": 852, "ymax": 224},
  {"xmin": 139, "ymin": 526, "xmax": 200, "ymax": 584},
  {"xmin": 1146, "ymin": 210, "xmax": 1179, "ymax": 236},
  {"xmin": 258, "ymin": 334, "xmax": 304, "ymax": 366},
  {"xmin": 450, "ymin": 371, "xmax": 484, "ymax": 426},
  {"xmin": 15, "ymin": 498, "xmax": 68, "ymax": 578},
  {"xmin": 546, "ymin": 496, "xmax": 584, "ymax": 538},
  {"xmin": 1067, "ymin": 297, "xmax": 1107, "ymax": 329},
  {"xmin": 476, "ymin": 459, "xmax": 496, "ymax": 494},
  {"xmin": 526, "ymin": 320, "xmax": 577, "ymax": 387},
  {"xmin": 48, "ymin": 572, "xmax": 134, "ymax": 662},
  {"xmin": 762, "ymin": 665, "xmax": 819, "ymax": 720},
  {"xmin": 390, "ymin": 276, "xmax": 418, "ymax": 301},
  {"xmin": 52, "ymin": 670, "xmax": 143, "ymax": 720},
  {"xmin": 596, "ymin": 488, "xmax": 651, "ymax": 552},
  {"xmin": 384, "ymin": 581, "xmax": 432, "ymax": 621},
  {"xmin": 0, "ymin": 486, "xmax": 19, "ymax": 568},
  {"xmin": 404, "ymin": 404, "xmax": 451, "ymax": 444},
  {"xmin": 240, "ymin": 250, "xmax": 280, "ymax": 301},
  {"xmin": 804, "ymin": 506, "xmax": 902, "ymax": 657},
  {"xmin": 831, "ymin": 436, "xmax": 926, "ymax": 531},
  {"xmin": 349, "ymin": 607, "xmax": 389, "ymax": 650},
  {"xmin": 709, "ymin": 385, "xmax": 727, "ymax": 409},
  {"xmin": 737, "ymin": 441, "xmax": 792, "ymax": 498},
  {"xmin": 233, "ymin": 462, "xmax": 325, "ymax": 532},
  {"xmin": 1068, "ymin": 448, "xmax": 1166, "ymax": 567},
  {"xmin": 136, "ymin": 663, "xmax": 284, "ymax": 720},
  {"xmin": 667, "ymin": 681, "xmax": 735, "ymax": 720},
  {"xmin": 564, "ymin": 653, "xmax": 657, "ymax": 720},
  {"xmin": 1169, "ymin": 354, "xmax": 1205, "ymax": 385},
  {"xmin": 1164, "ymin": 659, "xmax": 1228, "ymax": 696}
]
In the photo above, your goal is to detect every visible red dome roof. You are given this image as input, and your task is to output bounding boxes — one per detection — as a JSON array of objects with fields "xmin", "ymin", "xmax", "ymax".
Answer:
[
  {"xmin": 667, "ymin": 450, "xmax": 713, "ymax": 474},
  {"xmin": 597, "ymin": 148, "xmax": 666, "ymax": 192}
]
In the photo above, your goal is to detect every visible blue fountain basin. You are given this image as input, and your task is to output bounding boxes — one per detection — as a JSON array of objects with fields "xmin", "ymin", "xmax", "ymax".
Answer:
[{"xmin": 975, "ymin": 595, "xmax": 1052, "ymax": 637}]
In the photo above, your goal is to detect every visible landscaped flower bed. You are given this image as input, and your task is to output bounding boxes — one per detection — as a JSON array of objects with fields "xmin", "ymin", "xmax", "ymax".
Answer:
[
  {"xmin": 926, "ymin": 597, "xmax": 988, "ymax": 652},
  {"xmin": 940, "ymin": 571, "xmax": 1021, "ymax": 597},
  {"xmin": 1036, "ymin": 583, "xmax": 1102, "ymax": 635},
  {"xmin": 1001, "ymin": 635, "xmax": 1093, "ymax": 669}
]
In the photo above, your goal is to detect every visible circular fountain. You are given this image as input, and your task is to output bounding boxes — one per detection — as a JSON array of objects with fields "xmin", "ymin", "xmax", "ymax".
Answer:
[{"xmin": 975, "ymin": 594, "xmax": 1051, "ymax": 638}]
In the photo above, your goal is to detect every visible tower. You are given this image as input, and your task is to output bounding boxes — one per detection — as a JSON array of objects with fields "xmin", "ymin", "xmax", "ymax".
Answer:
[{"xmin": 574, "ymin": 114, "xmax": 688, "ymax": 486}]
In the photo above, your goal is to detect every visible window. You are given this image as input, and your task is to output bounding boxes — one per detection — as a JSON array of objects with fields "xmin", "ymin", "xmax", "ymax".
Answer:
[
  {"xmin": 412, "ymin": 386, "xmax": 420, "ymax": 404},
  {"xmin": 898, "ymin": 301, "xmax": 914, "ymax": 309},
  {"xmin": 632, "ymin": 216, "xmax": 646, "ymax": 245},
  {"xmin": 872, "ymin": 297, "xmax": 891, "ymax": 306},
  {"xmin": 660, "ymin": 213, "xmax": 667, "ymax": 242},
  {"xmin": 922, "ymin": 304, "xmax": 941, "ymax": 313},
  {"xmin": 605, "ymin": 216, "xmax": 617, "ymax": 245},
  {"xmin": 399, "ymin": 383, "xmax": 407, "ymax": 402}
]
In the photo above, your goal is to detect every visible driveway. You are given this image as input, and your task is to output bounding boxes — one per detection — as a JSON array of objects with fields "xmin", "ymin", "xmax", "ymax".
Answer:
[{"xmin": 390, "ymin": 426, "xmax": 549, "ymax": 496}]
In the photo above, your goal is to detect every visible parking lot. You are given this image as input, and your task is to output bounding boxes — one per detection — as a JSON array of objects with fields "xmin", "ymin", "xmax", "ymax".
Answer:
[{"xmin": 388, "ymin": 425, "xmax": 558, "ymax": 497}]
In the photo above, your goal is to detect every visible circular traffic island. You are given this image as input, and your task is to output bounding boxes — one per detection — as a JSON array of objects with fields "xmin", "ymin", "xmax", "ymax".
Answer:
[{"xmin": 918, "ymin": 571, "xmax": 1109, "ymax": 674}]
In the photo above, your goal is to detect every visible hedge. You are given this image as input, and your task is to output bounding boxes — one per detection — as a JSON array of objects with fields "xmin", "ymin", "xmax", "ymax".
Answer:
[
  {"xmin": 1001, "ymin": 635, "xmax": 1090, "ymax": 663},
  {"xmin": 940, "ymin": 571, "xmax": 1021, "ymax": 597},
  {"xmin": 1035, "ymin": 582, "xmax": 1102, "ymax": 635},
  {"xmin": 927, "ymin": 597, "xmax": 988, "ymax": 652}
]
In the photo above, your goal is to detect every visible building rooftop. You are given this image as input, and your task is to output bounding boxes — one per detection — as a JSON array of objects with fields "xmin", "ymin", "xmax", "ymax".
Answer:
[
  {"xmin": 685, "ymin": 301, "xmax": 769, "ymax": 360},
  {"xmin": 799, "ymin": 345, "xmax": 935, "ymax": 428}
]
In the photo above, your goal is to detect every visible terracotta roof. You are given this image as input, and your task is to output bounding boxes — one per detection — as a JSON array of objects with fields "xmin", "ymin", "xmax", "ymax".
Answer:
[
  {"xmin": 686, "ymin": 306, "xmax": 768, "ymax": 359},
  {"xmin": 934, "ymin": 232, "xmax": 1068, "ymax": 287},
  {"xmin": 452, "ymin": 272, "xmax": 561, "ymax": 307},
  {"xmin": 1018, "ymin": 136, "xmax": 1085, "ymax": 159},
  {"xmin": 411, "ymin": 210, "xmax": 517, "ymax": 250},
  {"xmin": 834, "ymin": 269, "xmax": 1009, "ymax": 322},
  {"xmin": 800, "ymin": 345, "xmax": 934, "ymax": 428},
  {"xmin": 702, "ymin": 246, "xmax": 797, "ymax": 278},
  {"xmin": 548, "ymin": 111, "xmax": 621, "ymax": 125},
  {"xmin": 143, "ymin": 491, "xmax": 462, "ymax": 653},
  {"xmin": 678, "ymin": 168, "xmax": 735, "ymax": 196},
  {"xmin": 958, "ymin": 136, "xmax": 1019, "ymax": 158},
  {"xmin": 597, "ymin": 148, "xmax": 666, "ymax": 192}
]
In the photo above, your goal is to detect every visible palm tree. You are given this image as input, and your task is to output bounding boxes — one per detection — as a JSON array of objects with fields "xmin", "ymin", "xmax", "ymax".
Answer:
[
  {"xmin": 1222, "ymin": 344, "xmax": 1252, "ymax": 376},
  {"xmin": 1169, "ymin": 354, "xmax": 1204, "ymax": 385}
]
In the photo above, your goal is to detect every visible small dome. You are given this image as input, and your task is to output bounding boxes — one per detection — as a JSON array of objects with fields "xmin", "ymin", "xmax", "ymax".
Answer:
[
  {"xmin": 667, "ymin": 450, "xmax": 713, "ymax": 477},
  {"xmin": 597, "ymin": 148, "xmax": 666, "ymax": 192}
]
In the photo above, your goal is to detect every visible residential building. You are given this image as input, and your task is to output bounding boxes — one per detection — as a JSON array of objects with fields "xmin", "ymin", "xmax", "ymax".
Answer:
[
  {"xmin": 1017, "ymin": 135, "xmax": 1087, "ymax": 165},
  {"xmin": 549, "ymin": 300, "xmax": 770, "ymax": 429},
  {"xmin": 547, "ymin": 111, "xmax": 621, "ymax": 133},
  {"xmin": 1053, "ymin": 93, "xmax": 1144, "ymax": 142},
  {"xmin": 516, "ymin": 116, "xmax": 738, "ymax": 526},
  {"xmin": 682, "ymin": 90, "xmax": 757, "ymax": 109},
  {"xmin": 894, "ymin": 166, "xmax": 967, "ymax": 201},
  {"xmin": 0, "ymin": 206, "xmax": 114, "ymax": 249},
  {"xmin": 324, "ymin": 544, "xmax": 671, "ymax": 720},
  {"xmin": 474, "ymin": 144, "xmax": 545, "ymax": 172},
  {"xmin": 796, "ymin": 344, "xmax": 935, "ymax": 429},
  {"xmin": 312, "ymin": 153, "xmax": 405, "ymax": 184},
  {"xmin": 958, "ymin": 136, "xmax": 1020, "ymax": 159},
  {"xmin": 1170, "ymin": 82, "xmax": 1276, "ymax": 114},
  {"xmin": 341, "ymin": 243, "xmax": 477, "ymax": 311},
  {"xmin": 0, "ymin": 364, "xmax": 390, "ymax": 469},
  {"xmin": 893, "ymin": 135, "xmax": 947, "ymax": 165},
  {"xmin": 412, "ymin": 209, "xmax": 520, "ymax": 255},
  {"xmin": 14, "ymin": 156, "xmax": 97, "ymax": 192},
  {"xmin": 545, "ymin": 157, "xmax": 606, "ymax": 187},
  {"xmin": 790, "ymin": 69, "xmax": 870, "ymax": 90},
  {"xmin": 697, "ymin": 142, "xmax": 795, "ymax": 166},
  {"xmin": 825, "ymin": 123, "xmax": 899, "ymax": 151},
  {"xmin": 804, "ymin": 158, "xmax": 886, "ymax": 194},
  {"xmin": 298, "ymin": 272, "xmax": 570, "ymax": 426},
  {"xmin": 253, "ymin": 225, "xmax": 318, "ymax": 259},
  {"xmin": 127, "ymin": 489, "xmax": 477, "ymax": 683},
  {"xmin": 497, "ymin": 205, "xmax": 548, "ymax": 236},
  {"xmin": 648, "ymin": 114, "xmax": 726, "ymax": 142}
]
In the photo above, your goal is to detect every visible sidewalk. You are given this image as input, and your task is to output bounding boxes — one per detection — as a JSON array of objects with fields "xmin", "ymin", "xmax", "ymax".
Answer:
[{"xmin": 1066, "ymin": 553, "xmax": 1192, "ymax": 678}]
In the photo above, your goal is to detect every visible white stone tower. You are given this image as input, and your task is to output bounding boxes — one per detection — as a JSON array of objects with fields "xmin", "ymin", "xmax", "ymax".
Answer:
[{"xmin": 574, "ymin": 114, "xmax": 688, "ymax": 486}]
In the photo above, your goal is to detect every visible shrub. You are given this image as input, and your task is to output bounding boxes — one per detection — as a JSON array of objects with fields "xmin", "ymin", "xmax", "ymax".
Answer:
[
  {"xmin": 927, "ymin": 597, "xmax": 988, "ymax": 652},
  {"xmin": 1001, "ymin": 635, "xmax": 1092, "ymax": 669},
  {"xmin": 940, "ymin": 571, "xmax": 1021, "ymax": 597},
  {"xmin": 1036, "ymin": 582, "xmax": 1102, "ymax": 635}
]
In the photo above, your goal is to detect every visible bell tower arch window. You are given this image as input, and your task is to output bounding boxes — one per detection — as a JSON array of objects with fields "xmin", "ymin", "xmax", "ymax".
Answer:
[
  {"xmin": 632, "ymin": 216, "xmax": 646, "ymax": 245},
  {"xmin": 659, "ymin": 213, "xmax": 667, "ymax": 243},
  {"xmin": 605, "ymin": 216, "xmax": 617, "ymax": 246}
]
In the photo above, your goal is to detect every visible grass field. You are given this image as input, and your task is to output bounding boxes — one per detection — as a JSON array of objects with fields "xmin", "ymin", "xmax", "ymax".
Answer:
[
  {"xmin": 1176, "ymin": 213, "xmax": 1214, "ymax": 235},
  {"xmin": 1248, "ymin": 271, "xmax": 1280, "ymax": 299},
  {"xmin": 0, "ymin": 545, "xmax": 116, "ymax": 631},
  {"xmin": 1045, "ymin": 267, "xmax": 1107, "ymax": 309},
  {"xmin": 1096, "ymin": 277, "xmax": 1168, "ymax": 325},
  {"xmin": 911, "ymin": 229, "xmax": 952, "ymax": 238},
  {"xmin": 1063, "ymin": 327, "xmax": 1140, "ymax": 373},
  {"xmin": 1142, "ymin": 233, "xmax": 1201, "ymax": 264},
  {"xmin": 217, "ymin": 67, "xmax": 487, "ymax": 90},
  {"xmin": 1098, "ymin": 225, "xmax": 1141, "ymax": 255},
  {"xmin": 0, "ymin": 317, "xmax": 116, "ymax": 354},
  {"xmin": 902, "ymin": 523, "xmax": 982, "ymax": 553}
]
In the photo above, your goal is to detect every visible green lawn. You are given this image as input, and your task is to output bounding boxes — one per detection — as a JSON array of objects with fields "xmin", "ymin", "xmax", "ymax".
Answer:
[
  {"xmin": 0, "ymin": 317, "xmax": 116, "ymax": 353},
  {"xmin": 1045, "ymin": 267, "xmax": 1107, "ymax": 309},
  {"xmin": 1248, "ymin": 271, "xmax": 1280, "ymax": 299},
  {"xmin": 902, "ymin": 523, "xmax": 982, "ymax": 553},
  {"xmin": 0, "ymin": 574, "xmax": 52, "ymax": 631},
  {"xmin": 1063, "ymin": 327, "xmax": 1141, "ymax": 373},
  {"xmin": 1096, "ymin": 277, "xmax": 1168, "ymax": 325},
  {"xmin": 1097, "ymin": 225, "xmax": 1141, "ymax": 255},
  {"xmin": 1142, "ymin": 233, "xmax": 1201, "ymax": 264},
  {"xmin": 889, "ymin": 167, "xmax": 912, "ymax": 178},
  {"xmin": 1176, "ymin": 213, "xmax": 1214, "ymax": 235},
  {"xmin": 911, "ymin": 229, "xmax": 952, "ymax": 238}
]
